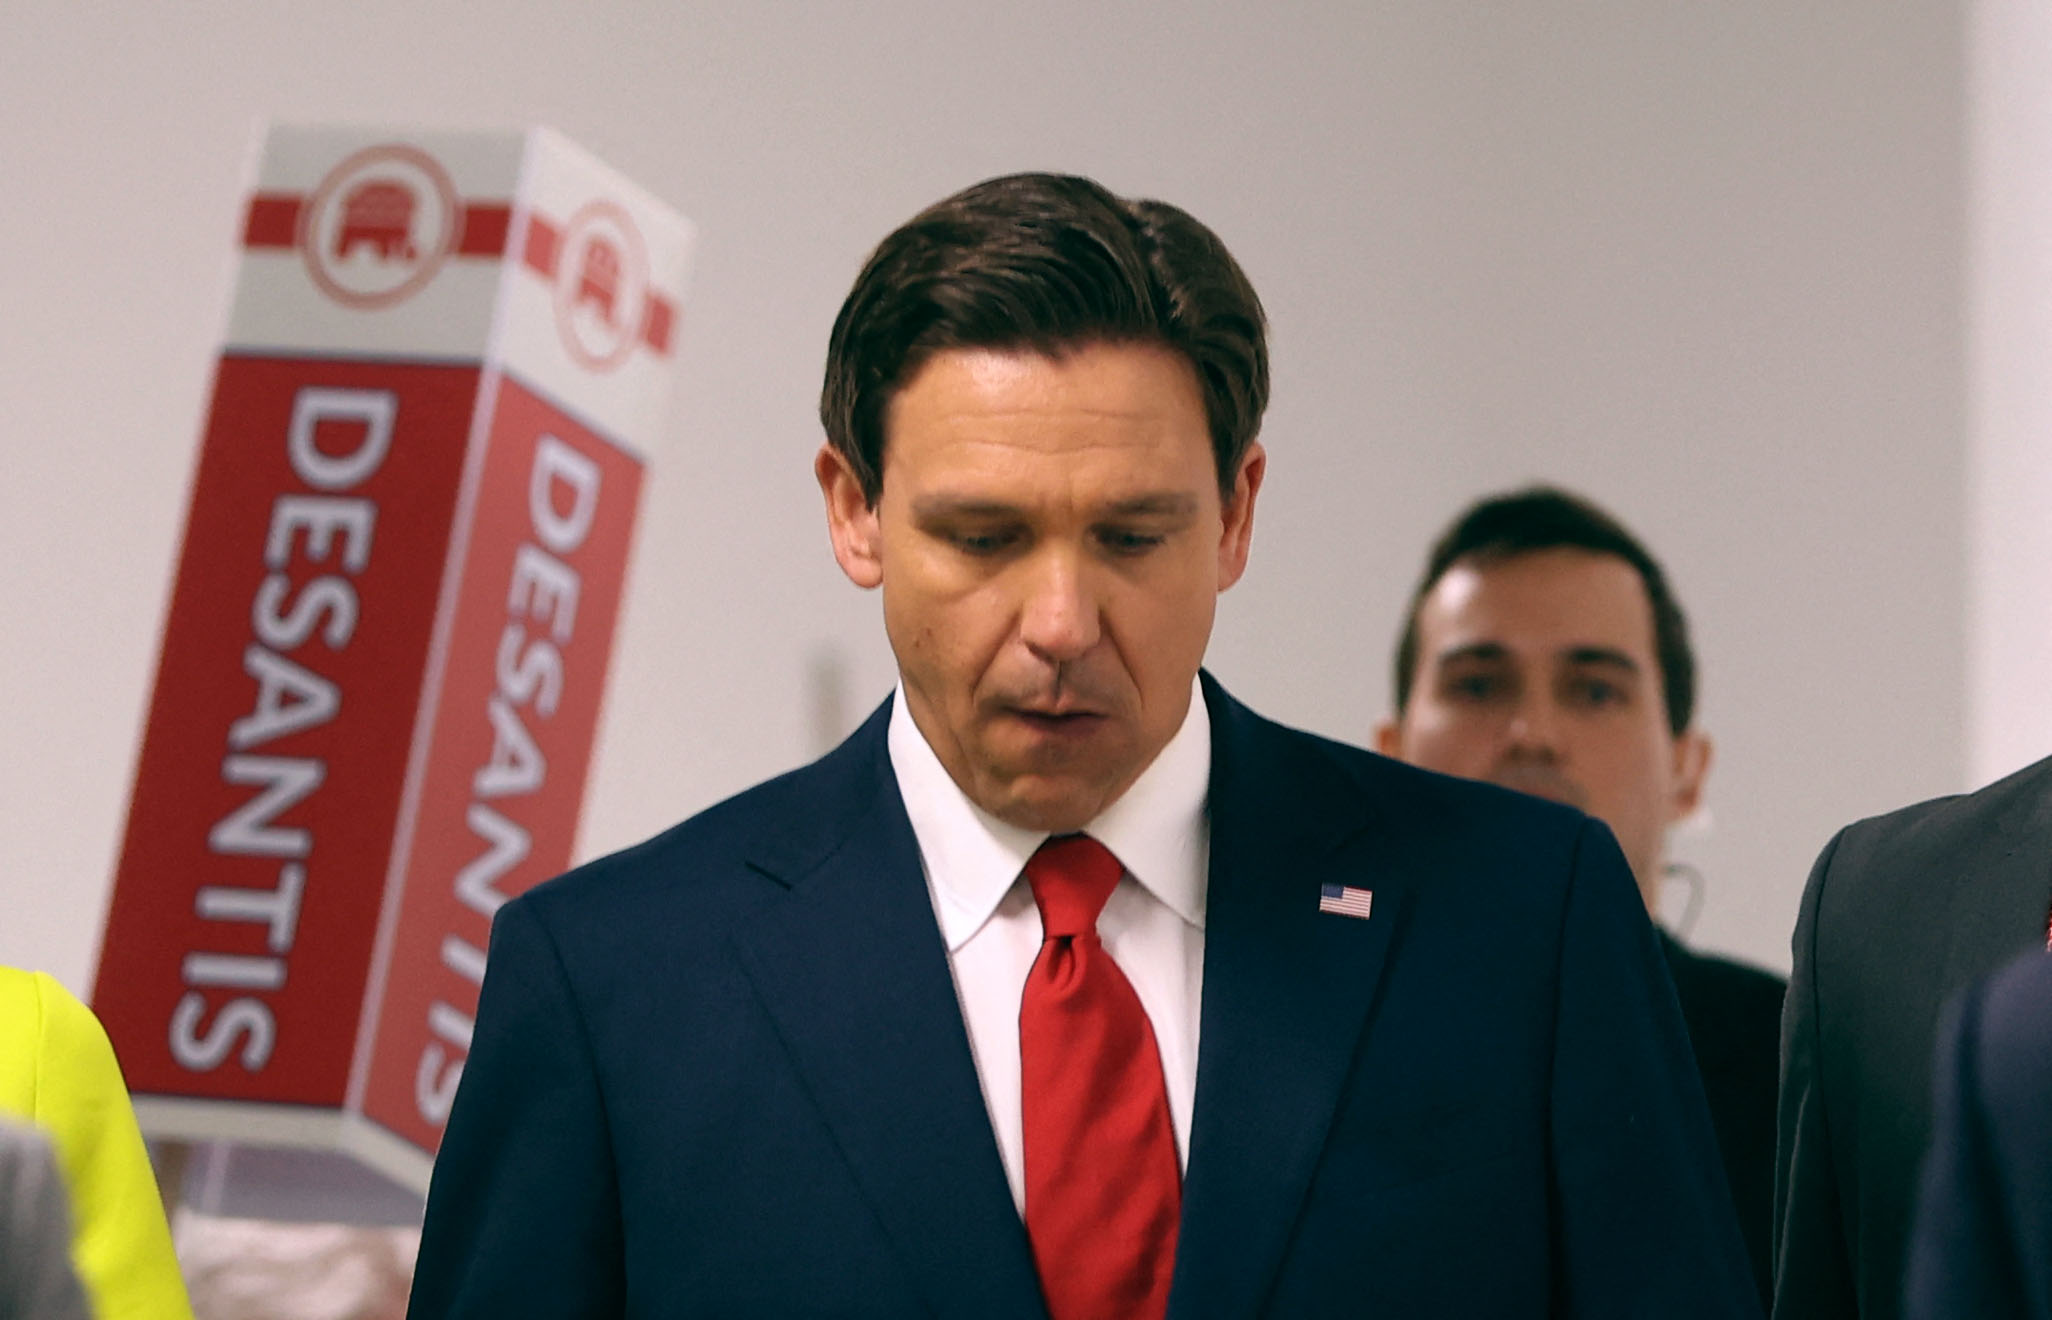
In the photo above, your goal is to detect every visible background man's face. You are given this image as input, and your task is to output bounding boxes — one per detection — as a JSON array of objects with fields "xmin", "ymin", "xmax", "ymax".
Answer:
[
  {"xmin": 1377, "ymin": 547, "xmax": 1710, "ymax": 910},
  {"xmin": 819, "ymin": 341, "xmax": 1262, "ymax": 832}
]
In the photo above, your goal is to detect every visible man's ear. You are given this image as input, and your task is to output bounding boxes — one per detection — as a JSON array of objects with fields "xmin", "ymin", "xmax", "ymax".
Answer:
[
  {"xmin": 816, "ymin": 443, "xmax": 883, "ymax": 589},
  {"xmin": 1667, "ymin": 729, "xmax": 1713, "ymax": 825},
  {"xmin": 1373, "ymin": 717, "xmax": 1404, "ymax": 760},
  {"xmin": 1217, "ymin": 441, "xmax": 1266, "ymax": 591}
]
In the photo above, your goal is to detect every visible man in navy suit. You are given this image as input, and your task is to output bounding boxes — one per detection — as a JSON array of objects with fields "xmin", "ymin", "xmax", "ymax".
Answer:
[
  {"xmin": 1904, "ymin": 949, "xmax": 2052, "ymax": 1319},
  {"xmin": 407, "ymin": 172, "xmax": 1759, "ymax": 1318}
]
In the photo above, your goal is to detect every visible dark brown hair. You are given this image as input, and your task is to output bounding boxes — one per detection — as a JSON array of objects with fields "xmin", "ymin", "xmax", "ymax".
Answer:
[
  {"xmin": 1393, "ymin": 486, "xmax": 1698, "ymax": 736},
  {"xmin": 820, "ymin": 172, "xmax": 1268, "ymax": 504}
]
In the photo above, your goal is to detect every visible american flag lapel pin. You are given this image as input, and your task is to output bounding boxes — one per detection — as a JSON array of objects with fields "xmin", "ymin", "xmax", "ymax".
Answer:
[{"xmin": 1317, "ymin": 883, "xmax": 1374, "ymax": 920}]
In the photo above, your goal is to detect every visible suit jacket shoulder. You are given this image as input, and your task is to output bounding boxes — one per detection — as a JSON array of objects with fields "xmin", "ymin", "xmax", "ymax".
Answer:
[
  {"xmin": 512, "ymin": 698, "xmax": 898, "ymax": 955},
  {"xmin": 1776, "ymin": 754, "xmax": 2052, "ymax": 1320},
  {"xmin": 1802, "ymin": 752, "xmax": 2052, "ymax": 1137},
  {"xmin": 1823, "ymin": 753, "xmax": 2052, "ymax": 905}
]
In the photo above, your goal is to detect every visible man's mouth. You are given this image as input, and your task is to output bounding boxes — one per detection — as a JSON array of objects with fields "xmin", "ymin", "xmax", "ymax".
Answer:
[
  {"xmin": 1004, "ymin": 705, "xmax": 1109, "ymax": 736},
  {"xmin": 1489, "ymin": 765, "xmax": 1587, "ymax": 810}
]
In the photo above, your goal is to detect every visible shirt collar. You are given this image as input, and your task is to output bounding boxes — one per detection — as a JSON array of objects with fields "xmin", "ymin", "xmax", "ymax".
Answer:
[{"xmin": 889, "ymin": 678, "xmax": 1212, "ymax": 952}]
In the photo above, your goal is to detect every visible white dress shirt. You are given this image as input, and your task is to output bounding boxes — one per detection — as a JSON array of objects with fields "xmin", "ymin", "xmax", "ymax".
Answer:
[{"xmin": 888, "ymin": 679, "xmax": 1210, "ymax": 1215}]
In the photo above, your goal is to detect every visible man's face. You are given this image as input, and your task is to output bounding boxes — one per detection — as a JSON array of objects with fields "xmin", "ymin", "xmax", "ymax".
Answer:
[
  {"xmin": 1376, "ymin": 547, "xmax": 1710, "ymax": 910},
  {"xmin": 818, "ymin": 341, "xmax": 1263, "ymax": 832}
]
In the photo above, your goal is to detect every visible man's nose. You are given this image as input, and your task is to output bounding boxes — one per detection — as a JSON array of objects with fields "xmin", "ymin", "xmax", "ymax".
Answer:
[
  {"xmin": 1018, "ymin": 550, "xmax": 1101, "ymax": 664},
  {"xmin": 1504, "ymin": 695, "xmax": 1561, "ymax": 758}
]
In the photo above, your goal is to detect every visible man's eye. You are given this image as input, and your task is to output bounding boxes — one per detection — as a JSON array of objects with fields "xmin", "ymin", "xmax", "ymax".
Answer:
[
  {"xmin": 1446, "ymin": 674, "xmax": 1503, "ymax": 701},
  {"xmin": 1097, "ymin": 528, "xmax": 1167, "ymax": 556},
  {"xmin": 949, "ymin": 529, "xmax": 1020, "ymax": 555},
  {"xmin": 1567, "ymin": 678, "xmax": 1624, "ymax": 707}
]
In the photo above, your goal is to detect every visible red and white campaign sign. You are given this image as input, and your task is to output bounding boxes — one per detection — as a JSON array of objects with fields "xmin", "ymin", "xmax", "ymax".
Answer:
[{"xmin": 93, "ymin": 126, "xmax": 692, "ymax": 1196}]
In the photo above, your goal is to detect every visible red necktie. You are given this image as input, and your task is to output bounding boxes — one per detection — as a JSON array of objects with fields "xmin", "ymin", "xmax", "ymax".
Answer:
[{"xmin": 1020, "ymin": 833, "xmax": 1181, "ymax": 1320}]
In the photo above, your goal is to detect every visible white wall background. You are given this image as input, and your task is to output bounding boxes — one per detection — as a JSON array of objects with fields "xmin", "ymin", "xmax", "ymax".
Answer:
[
  {"xmin": 1968, "ymin": 0, "xmax": 2052, "ymax": 791},
  {"xmin": 2, "ymin": 1, "xmax": 1977, "ymax": 993}
]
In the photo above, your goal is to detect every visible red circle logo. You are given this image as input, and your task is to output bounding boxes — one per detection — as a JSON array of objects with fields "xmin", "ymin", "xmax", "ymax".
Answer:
[
  {"xmin": 299, "ymin": 144, "xmax": 461, "ymax": 309},
  {"xmin": 551, "ymin": 201, "xmax": 649, "ymax": 372}
]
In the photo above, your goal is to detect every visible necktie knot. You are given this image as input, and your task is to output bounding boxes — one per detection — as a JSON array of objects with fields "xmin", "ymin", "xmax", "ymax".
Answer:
[{"xmin": 1025, "ymin": 834, "xmax": 1123, "ymax": 940}]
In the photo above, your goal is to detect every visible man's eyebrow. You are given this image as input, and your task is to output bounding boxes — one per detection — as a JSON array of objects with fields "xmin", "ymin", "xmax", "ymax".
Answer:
[
  {"xmin": 1435, "ymin": 642, "xmax": 1510, "ymax": 666},
  {"xmin": 908, "ymin": 493, "xmax": 1201, "ymax": 520},
  {"xmin": 910, "ymin": 496, "xmax": 1023, "ymax": 521},
  {"xmin": 1560, "ymin": 646, "xmax": 1641, "ymax": 673},
  {"xmin": 1100, "ymin": 493, "xmax": 1200, "ymax": 518}
]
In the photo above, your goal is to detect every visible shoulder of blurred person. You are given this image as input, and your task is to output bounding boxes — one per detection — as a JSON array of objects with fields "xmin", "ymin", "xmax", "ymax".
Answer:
[
  {"xmin": 1775, "ymin": 753, "xmax": 2052, "ymax": 1320},
  {"xmin": 0, "ymin": 967, "xmax": 194, "ymax": 1320},
  {"xmin": 0, "ymin": 1116, "xmax": 92, "ymax": 1320},
  {"xmin": 1904, "ymin": 948, "xmax": 2052, "ymax": 1320}
]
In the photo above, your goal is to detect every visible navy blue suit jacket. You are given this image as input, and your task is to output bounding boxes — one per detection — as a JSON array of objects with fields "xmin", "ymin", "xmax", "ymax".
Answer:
[
  {"xmin": 408, "ymin": 678, "xmax": 1758, "ymax": 1317},
  {"xmin": 1905, "ymin": 949, "xmax": 2052, "ymax": 1320}
]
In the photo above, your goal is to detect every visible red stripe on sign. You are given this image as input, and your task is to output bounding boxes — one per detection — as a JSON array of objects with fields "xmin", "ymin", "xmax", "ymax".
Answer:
[
  {"xmin": 641, "ymin": 296, "xmax": 675, "ymax": 355},
  {"xmin": 458, "ymin": 204, "xmax": 512, "ymax": 257},
  {"xmin": 244, "ymin": 194, "xmax": 303, "ymax": 249},
  {"xmin": 524, "ymin": 215, "xmax": 561, "ymax": 278}
]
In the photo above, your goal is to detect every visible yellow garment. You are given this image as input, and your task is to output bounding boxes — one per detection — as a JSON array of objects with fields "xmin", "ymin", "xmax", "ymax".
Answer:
[{"xmin": 0, "ymin": 967, "xmax": 193, "ymax": 1319}]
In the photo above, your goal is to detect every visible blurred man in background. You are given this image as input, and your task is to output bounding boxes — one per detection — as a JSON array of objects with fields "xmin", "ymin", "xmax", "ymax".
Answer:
[{"xmin": 1378, "ymin": 485, "xmax": 1785, "ymax": 1304}]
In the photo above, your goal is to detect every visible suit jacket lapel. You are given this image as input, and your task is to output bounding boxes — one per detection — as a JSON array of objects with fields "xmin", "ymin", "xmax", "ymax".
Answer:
[
  {"xmin": 1168, "ymin": 678, "xmax": 1409, "ymax": 1319},
  {"xmin": 731, "ymin": 702, "xmax": 1046, "ymax": 1320}
]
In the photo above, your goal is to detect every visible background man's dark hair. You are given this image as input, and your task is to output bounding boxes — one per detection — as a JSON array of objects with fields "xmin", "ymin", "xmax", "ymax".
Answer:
[
  {"xmin": 1393, "ymin": 486, "xmax": 1698, "ymax": 736},
  {"xmin": 820, "ymin": 172, "xmax": 1269, "ymax": 505}
]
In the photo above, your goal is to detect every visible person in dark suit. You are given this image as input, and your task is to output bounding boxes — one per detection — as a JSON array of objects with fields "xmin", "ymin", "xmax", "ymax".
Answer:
[
  {"xmin": 1375, "ymin": 486, "xmax": 1786, "ymax": 1305},
  {"xmin": 407, "ymin": 173, "xmax": 1759, "ymax": 1318},
  {"xmin": 1775, "ymin": 755, "xmax": 2052, "ymax": 1320},
  {"xmin": 1903, "ymin": 947, "xmax": 2052, "ymax": 1319}
]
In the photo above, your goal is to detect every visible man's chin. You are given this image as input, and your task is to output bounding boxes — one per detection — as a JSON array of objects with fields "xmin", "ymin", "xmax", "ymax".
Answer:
[
  {"xmin": 956, "ymin": 718, "xmax": 1153, "ymax": 830},
  {"xmin": 969, "ymin": 769, "xmax": 1128, "ymax": 835}
]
